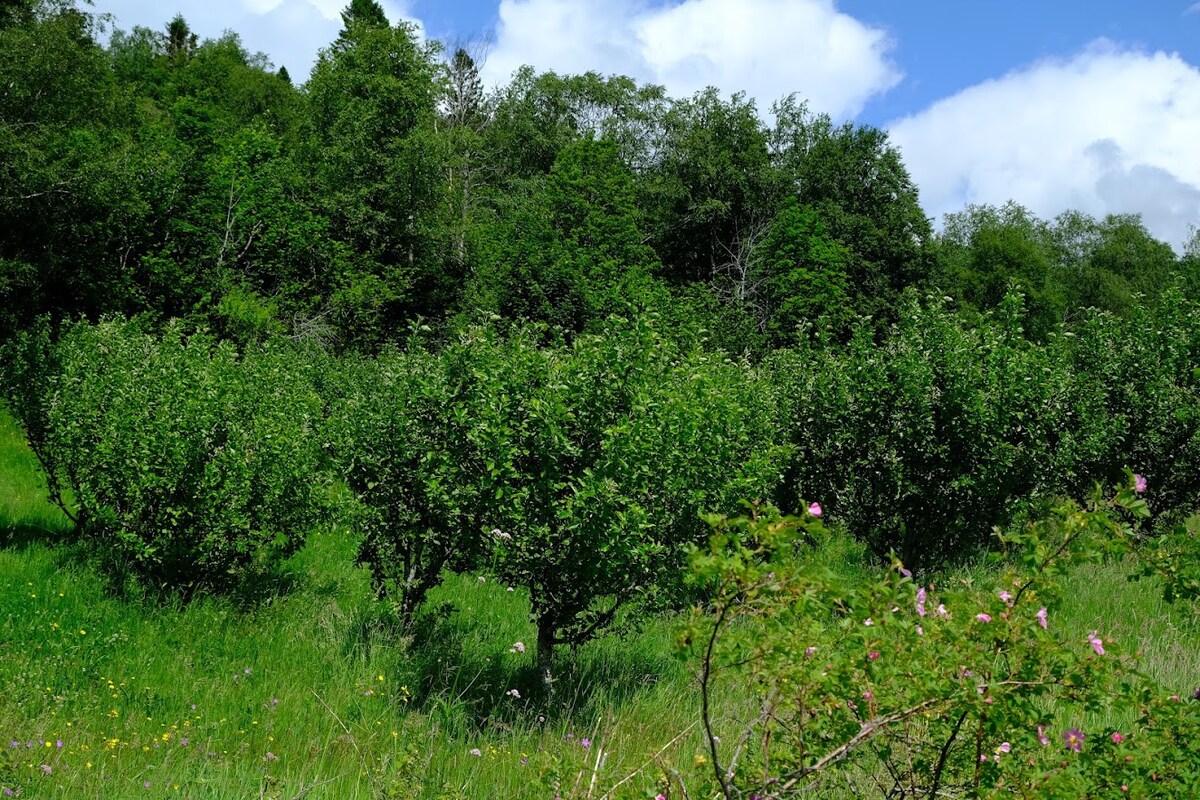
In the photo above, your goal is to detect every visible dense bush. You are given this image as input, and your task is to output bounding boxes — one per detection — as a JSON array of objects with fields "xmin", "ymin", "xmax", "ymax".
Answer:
[
  {"xmin": 1, "ymin": 319, "xmax": 327, "ymax": 593},
  {"xmin": 772, "ymin": 292, "xmax": 1067, "ymax": 564},
  {"xmin": 770, "ymin": 287, "xmax": 1200, "ymax": 565},
  {"xmin": 334, "ymin": 317, "xmax": 785, "ymax": 685}
]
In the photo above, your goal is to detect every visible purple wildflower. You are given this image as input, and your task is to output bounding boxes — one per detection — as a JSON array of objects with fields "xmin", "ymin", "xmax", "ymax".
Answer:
[
  {"xmin": 1036, "ymin": 607, "xmax": 1048, "ymax": 629},
  {"xmin": 1063, "ymin": 728, "xmax": 1085, "ymax": 752},
  {"xmin": 1089, "ymin": 631, "xmax": 1105, "ymax": 656},
  {"xmin": 975, "ymin": 613, "xmax": 992, "ymax": 623},
  {"xmin": 1134, "ymin": 474, "xmax": 1147, "ymax": 494}
]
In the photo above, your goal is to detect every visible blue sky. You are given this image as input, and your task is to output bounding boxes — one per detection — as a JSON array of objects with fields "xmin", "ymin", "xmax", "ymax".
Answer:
[{"xmin": 89, "ymin": 0, "xmax": 1200, "ymax": 248}]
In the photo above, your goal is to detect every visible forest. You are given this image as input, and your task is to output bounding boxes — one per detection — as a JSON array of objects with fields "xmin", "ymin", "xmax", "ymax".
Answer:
[{"xmin": 3, "ymin": 0, "xmax": 1200, "ymax": 798}]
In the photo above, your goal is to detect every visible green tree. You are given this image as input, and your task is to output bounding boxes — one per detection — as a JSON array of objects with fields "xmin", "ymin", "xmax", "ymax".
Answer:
[
  {"xmin": 163, "ymin": 14, "xmax": 197, "ymax": 67},
  {"xmin": 467, "ymin": 138, "xmax": 666, "ymax": 332},
  {"xmin": 337, "ymin": 0, "xmax": 387, "ymax": 41},
  {"xmin": 1050, "ymin": 211, "xmax": 1178, "ymax": 319},
  {"xmin": 936, "ymin": 202, "xmax": 1063, "ymax": 339},
  {"xmin": 770, "ymin": 94, "xmax": 934, "ymax": 321},
  {"xmin": 305, "ymin": 9, "xmax": 444, "ymax": 335},
  {"xmin": 644, "ymin": 89, "xmax": 778, "ymax": 286},
  {"xmin": 758, "ymin": 199, "xmax": 854, "ymax": 344}
]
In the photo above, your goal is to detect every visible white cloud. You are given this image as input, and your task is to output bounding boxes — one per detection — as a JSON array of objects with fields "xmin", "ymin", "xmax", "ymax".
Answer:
[
  {"xmin": 92, "ymin": 0, "xmax": 418, "ymax": 81},
  {"xmin": 482, "ymin": 0, "xmax": 901, "ymax": 120},
  {"xmin": 888, "ymin": 41, "xmax": 1200, "ymax": 250}
]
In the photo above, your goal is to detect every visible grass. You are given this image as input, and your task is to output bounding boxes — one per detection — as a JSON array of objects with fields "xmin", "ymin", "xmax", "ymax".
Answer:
[
  {"xmin": 0, "ymin": 406, "xmax": 714, "ymax": 799},
  {"xmin": 2, "ymin": 404, "xmax": 1199, "ymax": 798}
]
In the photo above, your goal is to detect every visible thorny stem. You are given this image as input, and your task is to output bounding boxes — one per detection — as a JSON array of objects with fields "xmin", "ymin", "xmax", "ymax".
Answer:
[{"xmin": 701, "ymin": 583, "xmax": 734, "ymax": 799}]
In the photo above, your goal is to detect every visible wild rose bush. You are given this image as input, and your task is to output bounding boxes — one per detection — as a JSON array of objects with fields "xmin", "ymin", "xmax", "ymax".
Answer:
[{"xmin": 680, "ymin": 475, "xmax": 1200, "ymax": 799}]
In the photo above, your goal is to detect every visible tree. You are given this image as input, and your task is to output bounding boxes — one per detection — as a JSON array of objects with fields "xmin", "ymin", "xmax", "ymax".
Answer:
[
  {"xmin": 936, "ymin": 202, "xmax": 1063, "ymax": 339},
  {"xmin": 338, "ymin": 0, "xmax": 387, "ymax": 40},
  {"xmin": 1049, "ymin": 211, "xmax": 1178, "ymax": 319},
  {"xmin": 770, "ymin": 94, "xmax": 934, "ymax": 322},
  {"xmin": 644, "ymin": 89, "xmax": 779, "ymax": 286},
  {"xmin": 163, "ymin": 14, "xmax": 197, "ymax": 67},
  {"xmin": 305, "ymin": 11, "xmax": 445, "ymax": 334},
  {"xmin": 758, "ymin": 199, "xmax": 855, "ymax": 344},
  {"xmin": 466, "ymin": 137, "xmax": 666, "ymax": 332}
]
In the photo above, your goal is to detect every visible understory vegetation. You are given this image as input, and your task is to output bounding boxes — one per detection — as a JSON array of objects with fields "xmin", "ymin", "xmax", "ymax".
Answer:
[{"xmin": 4, "ymin": 1, "xmax": 1200, "ymax": 797}]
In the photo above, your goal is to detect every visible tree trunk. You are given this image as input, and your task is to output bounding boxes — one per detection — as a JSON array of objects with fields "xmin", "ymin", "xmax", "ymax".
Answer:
[{"xmin": 536, "ymin": 614, "xmax": 556, "ymax": 697}]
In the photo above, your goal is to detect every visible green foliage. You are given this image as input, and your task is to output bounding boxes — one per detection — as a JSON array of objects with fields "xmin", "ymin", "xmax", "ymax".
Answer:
[
  {"xmin": 1, "ymin": 319, "xmax": 327, "ymax": 594},
  {"xmin": 305, "ymin": 14, "xmax": 444, "ymax": 331},
  {"xmin": 937, "ymin": 202, "xmax": 1064, "ymax": 339},
  {"xmin": 684, "ymin": 478, "xmax": 1200, "ymax": 799},
  {"xmin": 645, "ymin": 88, "xmax": 778, "ymax": 286},
  {"xmin": 758, "ymin": 198, "xmax": 855, "ymax": 344},
  {"xmin": 336, "ymin": 317, "xmax": 784, "ymax": 682},
  {"xmin": 468, "ymin": 138, "xmax": 667, "ymax": 332},
  {"xmin": 770, "ymin": 94, "xmax": 935, "ymax": 322},
  {"xmin": 773, "ymin": 292, "xmax": 1065, "ymax": 563}
]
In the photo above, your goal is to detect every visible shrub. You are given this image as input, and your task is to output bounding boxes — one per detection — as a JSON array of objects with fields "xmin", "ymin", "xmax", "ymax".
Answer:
[
  {"xmin": 336, "ymin": 316, "xmax": 785, "ymax": 687},
  {"xmin": 682, "ymin": 475, "xmax": 1200, "ymax": 799},
  {"xmin": 2, "ymin": 318, "xmax": 327, "ymax": 594},
  {"xmin": 772, "ymin": 291, "xmax": 1074, "ymax": 565}
]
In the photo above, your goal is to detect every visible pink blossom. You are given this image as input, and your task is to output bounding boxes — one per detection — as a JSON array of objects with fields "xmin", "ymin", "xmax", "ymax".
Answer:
[
  {"xmin": 1134, "ymin": 474, "xmax": 1147, "ymax": 494},
  {"xmin": 469, "ymin": 748, "xmax": 482, "ymax": 757},
  {"xmin": 975, "ymin": 613, "xmax": 992, "ymax": 623},
  {"xmin": 808, "ymin": 502, "xmax": 823, "ymax": 518},
  {"xmin": 935, "ymin": 604, "xmax": 949, "ymax": 619},
  {"xmin": 864, "ymin": 618, "xmax": 873, "ymax": 626},
  {"xmin": 916, "ymin": 587, "xmax": 927, "ymax": 617},
  {"xmin": 1036, "ymin": 607, "xmax": 1048, "ymax": 629},
  {"xmin": 1112, "ymin": 732, "xmax": 1125, "ymax": 744},
  {"xmin": 1063, "ymin": 728, "xmax": 1085, "ymax": 752},
  {"xmin": 916, "ymin": 625, "xmax": 924, "ymax": 636},
  {"xmin": 1037, "ymin": 726, "xmax": 1050, "ymax": 746},
  {"xmin": 999, "ymin": 591, "xmax": 1013, "ymax": 604},
  {"xmin": 804, "ymin": 646, "xmax": 817, "ymax": 657},
  {"xmin": 510, "ymin": 641, "xmax": 526, "ymax": 654},
  {"xmin": 1089, "ymin": 631, "xmax": 1105, "ymax": 656},
  {"xmin": 868, "ymin": 650, "xmax": 880, "ymax": 661},
  {"xmin": 998, "ymin": 742, "xmax": 1011, "ymax": 753}
]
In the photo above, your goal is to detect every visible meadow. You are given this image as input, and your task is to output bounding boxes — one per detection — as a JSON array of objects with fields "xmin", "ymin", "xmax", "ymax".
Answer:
[{"xmin": 3, "ymin": 402, "xmax": 1199, "ymax": 799}]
